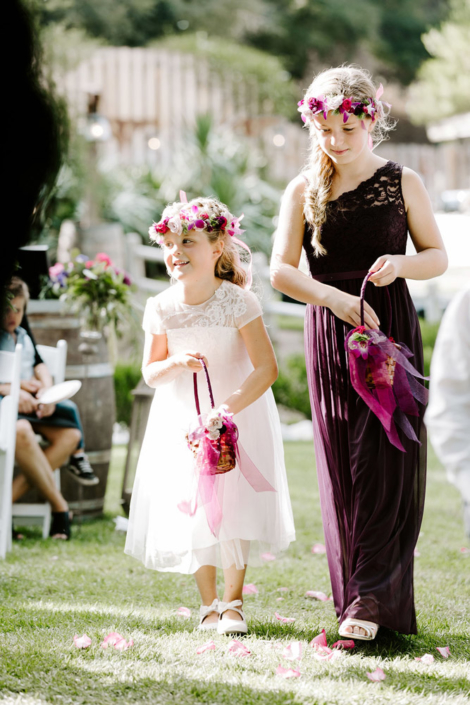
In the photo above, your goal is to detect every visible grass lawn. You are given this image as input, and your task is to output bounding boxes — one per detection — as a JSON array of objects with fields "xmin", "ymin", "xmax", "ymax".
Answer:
[{"xmin": 1, "ymin": 442, "xmax": 469, "ymax": 705}]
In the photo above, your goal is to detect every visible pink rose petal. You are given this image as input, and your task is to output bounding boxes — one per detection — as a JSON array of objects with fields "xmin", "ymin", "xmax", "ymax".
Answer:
[
  {"xmin": 73, "ymin": 634, "xmax": 92, "ymax": 649},
  {"xmin": 367, "ymin": 667, "xmax": 386, "ymax": 682},
  {"xmin": 101, "ymin": 632, "xmax": 123, "ymax": 648},
  {"xmin": 228, "ymin": 639, "xmax": 251, "ymax": 656},
  {"xmin": 115, "ymin": 638, "xmax": 133, "ymax": 651},
  {"xmin": 278, "ymin": 587, "xmax": 289, "ymax": 592},
  {"xmin": 177, "ymin": 607, "xmax": 192, "ymax": 618},
  {"xmin": 282, "ymin": 642, "xmax": 302, "ymax": 661},
  {"xmin": 313, "ymin": 646, "xmax": 333, "ymax": 661},
  {"xmin": 197, "ymin": 640, "xmax": 216, "ymax": 654},
  {"xmin": 311, "ymin": 544, "xmax": 327, "ymax": 554},
  {"xmin": 460, "ymin": 547, "xmax": 470, "ymax": 554},
  {"xmin": 436, "ymin": 646, "xmax": 451, "ymax": 658},
  {"xmin": 309, "ymin": 629, "xmax": 328, "ymax": 649},
  {"xmin": 276, "ymin": 665, "xmax": 301, "ymax": 678},
  {"xmin": 331, "ymin": 639, "xmax": 355, "ymax": 650},
  {"xmin": 242, "ymin": 583, "xmax": 259, "ymax": 595},
  {"xmin": 414, "ymin": 549, "xmax": 421, "ymax": 557},
  {"xmin": 261, "ymin": 552, "xmax": 276, "ymax": 561},
  {"xmin": 275, "ymin": 612, "xmax": 296, "ymax": 624},
  {"xmin": 276, "ymin": 597, "xmax": 284, "ymax": 602},
  {"xmin": 305, "ymin": 590, "xmax": 330, "ymax": 602},
  {"xmin": 415, "ymin": 654, "xmax": 434, "ymax": 664}
]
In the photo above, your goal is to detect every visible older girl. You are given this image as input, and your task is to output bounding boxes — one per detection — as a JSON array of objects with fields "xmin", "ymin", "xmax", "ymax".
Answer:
[{"xmin": 271, "ymin": 66, "xmax": 447, "ymax": 640}]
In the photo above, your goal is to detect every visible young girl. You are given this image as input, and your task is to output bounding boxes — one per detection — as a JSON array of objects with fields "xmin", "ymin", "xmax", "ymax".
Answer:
[
  {"xmin": 125, "ymin": 195, "xmax": 295, "ymax": 635},
  {"xmin": 271, "ymin": 66, "xmax": 447, "ymax": 640}
]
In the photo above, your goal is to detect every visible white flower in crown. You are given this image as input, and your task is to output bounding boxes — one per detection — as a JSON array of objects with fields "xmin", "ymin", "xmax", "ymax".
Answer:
[
  {"xmin": 167, "ymin": 216, "xmax": 183, "ymax": 235},
  {"xmin": 327, "ymin": 94, "xmax": 345, "ymax": 111}
]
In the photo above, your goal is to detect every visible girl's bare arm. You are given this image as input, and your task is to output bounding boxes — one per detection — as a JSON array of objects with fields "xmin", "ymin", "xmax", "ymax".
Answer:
[
  {"xmin": 368, "ymin": 168, "xmax": 448, "ymax": 286},
  {"xmin": 142, "ymin": 332, "xmax": 207, "ymax": 388},
  {"xmin": 222, "ymin": 316, "xmax": 278, "ymax": 415}
]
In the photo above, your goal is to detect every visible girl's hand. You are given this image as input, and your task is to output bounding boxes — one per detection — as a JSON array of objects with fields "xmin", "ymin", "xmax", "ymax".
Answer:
[
  {"xmin": 176, "ymin": 352, "xmax": 208, "ymax": 372},
  {"xmin": 36, "ymin": 403, "xmax": 56, "ymax": 419},
  {"xmin": 18, "ymin": 390, "xmax": 39, "ymax": 415},
  {"xmin": 327, "ymin": 289, "xmax": 380, "ymax": 330},
  {"xmin": 368, "ymin": 255, "xmax": 402, "ymax": 286},
  {"xmin": 21, "ymin": 378, "xmax": 43, "ymax": 395}
]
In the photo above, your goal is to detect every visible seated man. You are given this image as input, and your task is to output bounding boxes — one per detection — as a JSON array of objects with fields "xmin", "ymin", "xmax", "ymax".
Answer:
[{"xmin": 0, "ymin": 277, "xmax": 99, "ymax": 539}]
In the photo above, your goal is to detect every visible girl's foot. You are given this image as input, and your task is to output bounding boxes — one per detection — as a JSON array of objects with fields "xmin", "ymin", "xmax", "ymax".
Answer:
[
  {"xmin": 338, "ymin": 618, "xmax": 378, "ymax": 641},
  {"xmin": 49, "ymin": 511, "xmax": 71, "ymax": 540},
  {"xmin": 217, "ymin": 600, "xmax": 248, "ymax": 635},
  {"xmin": 197, "ymin": 598, "xmax": 220, "ymax": 631}
]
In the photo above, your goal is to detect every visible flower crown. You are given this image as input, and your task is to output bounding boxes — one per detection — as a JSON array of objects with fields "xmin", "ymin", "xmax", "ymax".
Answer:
[
  {"xmin": 148, "ymin": 203, "xmax": 245, "ymax": 244},
  {"xmin": 298, "ymin": 83, "xmax": 391, "ymax": 125}
]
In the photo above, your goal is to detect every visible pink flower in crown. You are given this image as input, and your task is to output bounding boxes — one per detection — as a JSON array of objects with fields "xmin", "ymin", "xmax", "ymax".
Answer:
[
  {"xmin": 96, "ymin": 252, "xmax": 112, "ymax": 267},
  {"xmin": 168, "ymin": 216, "xmax": 183, "ymax": 235},
  {"xmin": 227, "ymin": 214, "xmax": 245, "ymax": 237}
]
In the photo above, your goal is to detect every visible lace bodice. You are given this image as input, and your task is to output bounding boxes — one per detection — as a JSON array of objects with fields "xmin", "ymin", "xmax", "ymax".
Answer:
[
  {"xmin": 142, "ymin": 279, "xmax": 263, "ymax": 334},
  {"xmin": 303, "ymin": 161, "xmax": 408, "ymax": 276}
]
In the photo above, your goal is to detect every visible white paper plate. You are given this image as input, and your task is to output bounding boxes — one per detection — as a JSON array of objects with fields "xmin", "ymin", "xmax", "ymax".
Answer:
[{"xmin": 38, "ymin": 380, "xmax": 82, "ymax": 405}]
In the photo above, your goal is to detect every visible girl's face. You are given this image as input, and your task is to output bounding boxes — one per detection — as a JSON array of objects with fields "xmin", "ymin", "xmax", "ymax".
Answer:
[
  {"xmin": 161, "ymin": 230, "xmax": 223, "ymax": 282},
  {"xmin": 312, "ymin": 111, "xmax": 373, "ymax": 164},
  {"xmin": 3, "ymin": 296, "xmax": 25, "ymax": 333}
]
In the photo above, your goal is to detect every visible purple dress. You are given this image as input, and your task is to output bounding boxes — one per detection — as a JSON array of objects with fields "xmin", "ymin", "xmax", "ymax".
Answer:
[{"xmin": 303, "ymin": 161, "xmax": 426, "ymax": 634}]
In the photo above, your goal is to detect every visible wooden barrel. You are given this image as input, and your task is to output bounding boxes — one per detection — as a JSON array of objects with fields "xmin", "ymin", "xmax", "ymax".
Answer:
[{"xmin": 22, "ymin": 300, "xmax": 116, "ymax": 517}]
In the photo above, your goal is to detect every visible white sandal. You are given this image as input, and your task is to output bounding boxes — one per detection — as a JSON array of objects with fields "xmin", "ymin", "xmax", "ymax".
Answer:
[
  {"xmin": 197, "ymin": 599, "xmax": 220, "ymax": 631},
  {"xmin": 338, "ymin": 618, "xmax": 379, "ymax": 641},
  {"xmin": 217, "ymin": 599, "xmax": 248, "ymax": 636}
]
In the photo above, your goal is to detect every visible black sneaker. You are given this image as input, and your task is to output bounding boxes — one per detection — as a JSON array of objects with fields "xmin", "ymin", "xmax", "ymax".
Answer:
[{"xmin": 66, "ymin": 453, "xmax": 100, "ymax": 486}]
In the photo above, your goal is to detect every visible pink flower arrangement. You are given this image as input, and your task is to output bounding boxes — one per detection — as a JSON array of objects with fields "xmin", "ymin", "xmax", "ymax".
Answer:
[{"xmin": 298, "ymin": 84, "xmax": 391, "ymax": 125}]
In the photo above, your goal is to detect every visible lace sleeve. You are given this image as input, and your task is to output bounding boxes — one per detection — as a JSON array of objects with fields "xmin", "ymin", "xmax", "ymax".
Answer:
[
  {"xmin": 235, "ymin": 289, "xmax": 263, "ymax": 329},
  {"xmin": 142, "ymin": 297, "xmax": 165, "ymax": 335}
]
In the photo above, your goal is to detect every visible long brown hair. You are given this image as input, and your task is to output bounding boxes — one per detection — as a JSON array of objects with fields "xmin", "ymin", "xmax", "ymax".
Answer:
[{"xmin": 302, "ymin": 66, "xmax": 395, "ymax": 256}]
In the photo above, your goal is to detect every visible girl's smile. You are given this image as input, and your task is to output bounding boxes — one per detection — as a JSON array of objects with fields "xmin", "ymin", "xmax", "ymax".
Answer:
[{"xmin": 313, "ymin": 112, "xmax": 371, "ymax": 163}]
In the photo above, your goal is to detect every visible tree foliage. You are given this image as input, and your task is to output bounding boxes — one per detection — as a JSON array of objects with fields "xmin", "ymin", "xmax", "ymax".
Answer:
[{"xmin": 408, "ymin": 0, "xmax": 470, "ymax": 122}]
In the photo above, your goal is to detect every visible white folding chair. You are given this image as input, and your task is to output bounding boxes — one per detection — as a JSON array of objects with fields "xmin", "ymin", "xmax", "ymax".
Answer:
[
  {"xmin": 0, "ymin": 344, "xmax": 22, "ymax": 559},
  {"xmin": 12, "ymin": 340, "xmax": 67, "ymax": 538}
]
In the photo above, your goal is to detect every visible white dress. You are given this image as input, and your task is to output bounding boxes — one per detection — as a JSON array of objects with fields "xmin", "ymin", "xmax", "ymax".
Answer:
[{"xmin": 124, "ymin": 280, "xmax": 295, "ymax": 573}]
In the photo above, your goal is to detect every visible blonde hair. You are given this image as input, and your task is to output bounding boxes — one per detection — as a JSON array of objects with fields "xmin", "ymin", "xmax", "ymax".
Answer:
[
  {"xmin": 302, "ymin": 66, "xmax": 395, "ymax": 256},
  {"xmin": 160, "ymin": 197, "xmax": 248, "ymax": 288},
  {"xmin": 6, "ymin": 276, "xmax": 30, "ymax": 305}
]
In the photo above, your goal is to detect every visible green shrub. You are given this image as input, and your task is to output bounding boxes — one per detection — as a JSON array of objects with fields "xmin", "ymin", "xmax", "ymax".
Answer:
[
  {"xmin": 273, "ymin": 354, "xmax": 311, "ymax": 419},
  {"xmin": 419, "ymin": 317, "xmax": 441, "ymax": 382},
  {"xmin": 114, "ymin": 362, "xmax": 142, "ymax": 426}
]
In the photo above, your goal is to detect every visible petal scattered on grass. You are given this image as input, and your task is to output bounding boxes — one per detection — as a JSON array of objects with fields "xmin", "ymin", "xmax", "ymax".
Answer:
[
  {"xmin": 276, "ymin": 665, "xmax": 301, "ymax": 678},
  {"xmin": 414, "ymin": 549, "xmax": 421, "ymax": 557},
  {"xmin": 331, "ymin": 639, "xmax": 355, "ymax": 650},
  {"xmin": 73, "ymin": 634, "xmax": 92, "ymax": 649},
  {"xmin": 311, "ymin": 544, "xmax": 327, "ymax": 554},
  {"xmin": 367, "ymin": 667, "xmax": 386, "ymax": 682},
  {"xmin": 242, "ymin": 583, "xmax": 259, "ymax": 595},
  {"xmin": 115, "ymin": 638, "xmax": 133, "ymax": 651},
  {"xmin": 101, "ymin": 632, "xmax": 123, "ymax": 649},
  {"xmin": 177, "ymin": 607, "xmax": 192, "ymax": 618},
  {"xmin": 228, "ymin": 639, "xmax": 251, "ymax": 657},
  {"xmin": 309, "ymin": 629, "xmax": 328, "ymax": 649},
  {"xmin": 275, "ymin": 612, "xmax": 296, "ymax": 624},
  {"xmin": 415, "ymin": 654, "xmax": 434, "ymax": 664},
  {"xmin": 276, "ymin": 597, "xmax": 284, "ymax": 602},
  {"xmin": 282, "ymin": 642, "xmax": 302, "ymax": 661},
  {"xmin": 197, "ymin": 640, "xmax": 216, "ymax": 654},
  {"xmin": 313, "ymin": 646, "xmax": 333, "ymax": 661},
  {"xmin": 436, "ymin": 646, "xmax": 451, "ymax": 658},
  {"xmin": 278, "ymin": 587, "xmax": 289, "ymax": 592},
  {"xmin": 305, "ymin": 590, "xmax": 330, "ymax": 601},
  {"xmin": 261, "ymin": 552, "xmax": 276, "ymax": 561},
  {"xmin": 460, "ymin": 547, "xmax": 469, "ymax": 554}
]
